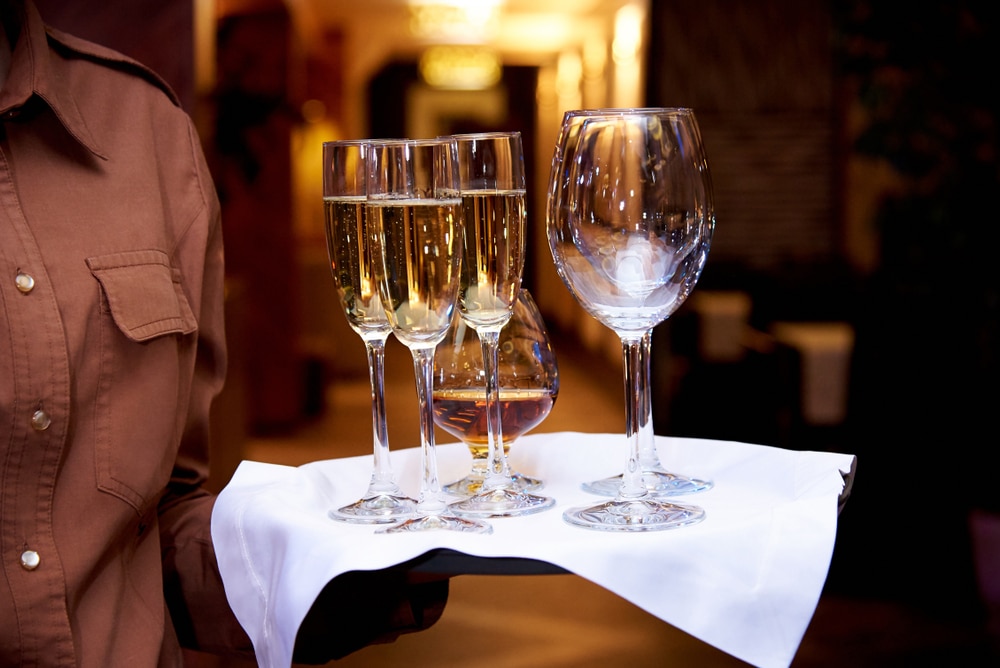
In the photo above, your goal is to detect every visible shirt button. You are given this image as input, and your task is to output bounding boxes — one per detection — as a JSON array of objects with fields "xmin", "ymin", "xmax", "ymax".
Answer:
[
  {"xmin": 31, "ymin": 409, "xmax": 51, "ymax": 431},
  {"xmin": 15, "ymin": 273, "xmax": 35, "ymax": 293},
  {"xmin": 20, "ymin": 550, "xmax": 40, "ymax": 571}
]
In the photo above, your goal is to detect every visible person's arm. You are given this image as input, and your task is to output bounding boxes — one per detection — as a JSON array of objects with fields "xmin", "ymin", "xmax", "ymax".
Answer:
[{"xmin": 157, "ymin": 129, "xmax": 255, "ymax": 656}]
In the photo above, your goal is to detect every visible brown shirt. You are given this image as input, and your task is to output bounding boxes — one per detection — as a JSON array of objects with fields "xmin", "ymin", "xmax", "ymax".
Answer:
[{"xmin": 0, "ymin": 3, "xmax": 444, "ymax": 666}]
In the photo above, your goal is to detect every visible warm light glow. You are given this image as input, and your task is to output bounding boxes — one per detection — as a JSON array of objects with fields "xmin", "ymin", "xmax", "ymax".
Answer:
[
  {"xmin": 612, "ymin": 3, "xmax": 643, "ymax": 64},
  {"xmin": 408, "ymin": 0, "xmax": 504, "ymax": 44},
  {"xmin": 194, "ymin": 0, "xmax": 216, "ymax": 95},
  {"xmin": 494, "ymin": 14, "xmax": 576, "ymax": 52},
  {"xmin": 291, "ymin": 116, "xmax": 341, "ymax": 240},
  {"xmin": 612, "ymin": 2, "xmax": 645, "ymax": 107},
  {"xmin": 419, "ymin": 46, "xmax": 503, "ymax": 90},
  {"xmin": 556, "ymin": 50, "xmax": 582, "ymax": 101}
]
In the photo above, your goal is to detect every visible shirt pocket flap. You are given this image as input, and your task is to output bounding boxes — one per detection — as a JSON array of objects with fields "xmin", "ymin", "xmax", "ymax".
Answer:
[{"xmin": 87, "ymin": 250, "xmax": 197, "ymax": 342}]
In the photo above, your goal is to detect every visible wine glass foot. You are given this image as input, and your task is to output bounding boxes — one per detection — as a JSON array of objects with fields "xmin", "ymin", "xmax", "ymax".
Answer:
[
  {"xmin": 375, "ymin": 513, "xmax": 493, "ymax": 534},
  {"xmin": 443, "ymin": 470, "xmax": 544, "ymax": 497},
  {"xmin": 448, "ymin": 487, "xmax": 555, "ymax": 518},
  {"xmin": 581, "ymin": 469, "xmax": 713, "ymax": 497},
  {"xmin": 329, "ymin": 494, "xmax": 418, "ymax": 525},
  {"xmin": 562, "ymin": 498, "xmax": 705, "ymax": 532}
]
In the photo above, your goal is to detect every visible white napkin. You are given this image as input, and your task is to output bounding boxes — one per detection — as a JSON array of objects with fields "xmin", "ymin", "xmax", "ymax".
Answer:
[{"xmin": 210, "ymin": 432, "xmax": 855, "ymax": 668}]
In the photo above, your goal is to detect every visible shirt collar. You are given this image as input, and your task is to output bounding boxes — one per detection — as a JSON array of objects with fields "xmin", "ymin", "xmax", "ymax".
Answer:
[{"xmin": 1, "ymin": 1, "xmax": 107, "ymax": 160}]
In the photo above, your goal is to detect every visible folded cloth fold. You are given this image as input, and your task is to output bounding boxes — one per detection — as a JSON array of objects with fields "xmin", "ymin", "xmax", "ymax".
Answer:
[{"xmin": 211, "ymin": 432, "xmax": 855, "ymax": 668}]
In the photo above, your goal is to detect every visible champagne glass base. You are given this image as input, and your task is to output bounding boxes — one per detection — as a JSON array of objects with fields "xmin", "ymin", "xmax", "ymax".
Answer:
[
  {"xmin": 563, "ymin": 498, "xmax": 705, "ymax": 532},
  {"xmin": 375, "ymin": 513, "xmax": 493, "ymax": 534},
  {"xmin": 443, "ymin": 470, "xmax": 544, "ymax": 496},
  {"xmin": 448, "ymin": 488, "xmax": 555, "ymax": 518},
  {"xmin": 329, "ymin": 494, "xmax": 418, "ymax": 525},
  {"xmin": 582, "ymin": 469, "xmax": 713, "ymax": 497}
]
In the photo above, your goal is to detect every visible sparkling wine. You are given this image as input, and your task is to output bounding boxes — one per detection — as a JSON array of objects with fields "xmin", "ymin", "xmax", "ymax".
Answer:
[
  {"xmin": 432, "ymin": 387, "xmax": 555, "ymax": 454},
  {"xmin": 323, "ymin": 196, "xmax": 391, "ymax": 338},
  {"xmin": 370, "ymin": 198, "xmax": 463, "ymax": 346},
  {"xmin": 459, "ymin": 190, "xmax": 526, "ymax": 329}
]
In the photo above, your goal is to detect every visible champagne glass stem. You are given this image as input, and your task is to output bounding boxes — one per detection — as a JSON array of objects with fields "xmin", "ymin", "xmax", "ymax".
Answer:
[
  {"xmin": 479, "ymin": 328, "xmax": 513, "ymax": 490},
  {"xmin": 619, "ymin": 335, "xmax": 648, "ymax": 499},
  {"xmin": 365, "ymin": 336, "xmax": 396, "ymax": 493},
  {"xmin": 412, "ymin": 346, "xmax": 447, "ymax": 515}
]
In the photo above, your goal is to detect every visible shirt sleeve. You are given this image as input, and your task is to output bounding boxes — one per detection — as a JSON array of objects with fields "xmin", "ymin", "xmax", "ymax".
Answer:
[{"xmin": 156, "ymin": 127, "xmax": 255, "ymax": 657}]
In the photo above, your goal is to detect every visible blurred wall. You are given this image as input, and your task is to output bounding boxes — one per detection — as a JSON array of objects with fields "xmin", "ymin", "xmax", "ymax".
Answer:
[{"xmin": 645, "ymin": 0, "xmax": 1000, "ymax": 622}]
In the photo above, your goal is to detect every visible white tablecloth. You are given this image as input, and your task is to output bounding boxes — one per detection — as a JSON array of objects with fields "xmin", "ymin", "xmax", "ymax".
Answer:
[{"xmin": 211, "ymin": 432, "xmax": 855, "ymax": 668}]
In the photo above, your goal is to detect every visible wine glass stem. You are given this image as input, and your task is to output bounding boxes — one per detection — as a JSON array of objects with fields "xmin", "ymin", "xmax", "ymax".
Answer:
[
  {"xmin": 364, "ymin": 336, "xmax": 396, "ymax": 493},
  {"xmin": 620, "ymin": 335, "xmax": 648, "ymax": 499},
  {"xmin": 411, "ymin": 346, "xmax": 446, "ymax": 514},
  {"xmin": 478, "ymin": 329, "xmax": 512, "ymax": 490},
  {"xmin": 637, "ymin": 329, "xmax": 662, "ymax": 471}
]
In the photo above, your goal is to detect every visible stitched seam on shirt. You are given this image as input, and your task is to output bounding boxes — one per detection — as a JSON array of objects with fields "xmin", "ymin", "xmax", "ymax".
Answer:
[
  {"xmin": 87, "ymin": 254, "xmax": 169, "ymax": 271},
  {"xmin": 171, "ymin": 118, "xmax": 212, "ymax": 258},
  {"xmin": 114, "ymin": 315, "xmax": 186, "ymax": 330}
]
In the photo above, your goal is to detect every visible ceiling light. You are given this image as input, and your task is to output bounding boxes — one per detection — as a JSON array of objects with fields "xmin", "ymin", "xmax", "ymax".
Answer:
[
  {"xmin": 419, "ymin": 45, "xmax": 503, "ymax": 90},
  {"xmin": 408, "ymin": 0, "xmax": 503, "ymax": 44}
]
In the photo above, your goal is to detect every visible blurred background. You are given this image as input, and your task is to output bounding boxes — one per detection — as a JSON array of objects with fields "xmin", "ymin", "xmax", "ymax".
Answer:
[{"xmin": 34, "ymin": 0, "xmax": 999, "ymax": 665}]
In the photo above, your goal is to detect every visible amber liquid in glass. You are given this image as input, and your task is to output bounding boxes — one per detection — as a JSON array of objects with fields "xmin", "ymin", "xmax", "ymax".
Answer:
[{"xmin": 432, "ymin": 387, "xmax": 554, "ymax": 454}]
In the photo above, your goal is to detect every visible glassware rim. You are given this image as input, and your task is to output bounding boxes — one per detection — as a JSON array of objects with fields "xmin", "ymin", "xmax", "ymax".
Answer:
[
  {"xmin": 322, "ymin": 138, "xmax": 367, "ymax": 148},
  {"xmin": 561, "ymin": 107, "xmax": 695, "ymax": 119},
  {"xmin": 323, "ymin": 137, "xmax": 427, "ymax": 148},
  {"xmin": 446, "ymin": 130, "xmax": 522, "ymax": 141},
  {"xmin": 365, "ymin": 137, "xmax": 457, "ymax": 148}
]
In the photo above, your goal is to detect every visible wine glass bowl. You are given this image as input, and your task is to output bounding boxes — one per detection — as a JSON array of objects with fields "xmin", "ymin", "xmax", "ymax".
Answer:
[
  {"xmin": 551, "ymin": 113, "xmax": 712, "ymax": 334},
  {"xmin": 547, "ymin": 108, "xmax": 715, "ymax": 531},
  {"xmin": 434, "ymin": 289, "xmax": 559, "ymax": 496}
]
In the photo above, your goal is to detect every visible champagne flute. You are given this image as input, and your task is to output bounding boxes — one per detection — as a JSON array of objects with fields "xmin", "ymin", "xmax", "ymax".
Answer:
[
  {"xmin": 433, "ymin": 288, "xmax": 559, "ymax": 496},
  {"xmin": 367, "ymin": 137, "xmax": 492, "ymax": 534},
  {"xmin": 546, "ymin": 108, "xmax": 714, "ymax": 531},
  {"xmin": 445, "ymin": 132, "xmax": 555, "ymax": 518},
  {"xmin": 322, "ymin": 140, "xmax": 416, "ymax": 523}
]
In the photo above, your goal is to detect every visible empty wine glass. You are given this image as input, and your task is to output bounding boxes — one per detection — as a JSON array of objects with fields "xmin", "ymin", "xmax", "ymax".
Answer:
[
  {"xmin": 322, "ymin": 140, "xmax": 416, "ymax": 524},
  {"xmin": 367, "ymin": 137, "xmax": 492, "ymax": 534},
  {"xmin": 546, "ymin": 108, "xmax": 715, "ymax": 531},
  {"xmin": 433, "ymin": 288, "xmax": 559, "ymax": 496},
  {"xmin": 445, "ymin": 132, "xmax": 554, "ymax": 518}
]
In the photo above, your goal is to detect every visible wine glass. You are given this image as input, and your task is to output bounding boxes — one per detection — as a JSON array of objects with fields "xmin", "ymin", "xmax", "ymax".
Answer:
[
  {"xmin": 546, "ymin": 108, "xmax": 715, "ymax": 531},
  {"xmin": 444, "ymin": 132, "xmax": 555, "ymax": 518},
  {"xmin": 433, "ymin": 288, "xmax": 559, "ymax": 496},
  {"xmin": 550, "ymin": 113, "xmax": 713, "ymax": 500},
  {"xmin": 322, "ymin": 140, "xmax": 416, "ymax": 524},
  {"xmin": 580, "ymin": 329, "xmax": 713, "ymax": 496},
  {"xmin": 367, "ymin": 137, "xmax": 492, "ymax": 534}
]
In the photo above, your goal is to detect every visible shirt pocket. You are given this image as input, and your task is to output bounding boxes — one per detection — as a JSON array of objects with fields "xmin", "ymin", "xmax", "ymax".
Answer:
[
  {"xmin": 87, "ymin": 250, "xmax": 197, "ymax": 341},
  {"xmin": 87, "ymin": 250, "xmax": 198, "ymax": 512}
]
